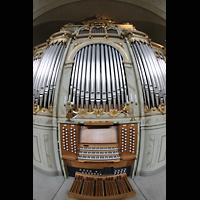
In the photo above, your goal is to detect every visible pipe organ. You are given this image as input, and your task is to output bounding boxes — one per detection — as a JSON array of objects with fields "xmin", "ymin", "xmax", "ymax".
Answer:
[{"xmin": 33, "ymin": 18, "xmax": 166, "ymax": 199}]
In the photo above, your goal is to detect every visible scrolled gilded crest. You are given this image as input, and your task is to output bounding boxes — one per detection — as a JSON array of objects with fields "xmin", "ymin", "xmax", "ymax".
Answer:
[
  {"xmin": 158, "ymin": 103, "xmax": 166, "ymax": 114},
  {"xmin": 33, "ymin": 104, "xmax": 40, "ymax": 115},
  {"xmin": 108, "ymin": 109, "xmax": 121, "ymax": 117},
  {"xmin": 77, "ymin": 108, "xmax": 89, "ymax": 117},
  {"xmin": 144, "ymin": 103, "xmax": 166, "ymax": 114}
]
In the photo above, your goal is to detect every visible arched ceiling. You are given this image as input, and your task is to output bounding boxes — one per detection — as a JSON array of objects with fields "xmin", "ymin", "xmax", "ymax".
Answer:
[{"xmin": 33, "ymin": 0, "xmax": 166, "ymax": 47}]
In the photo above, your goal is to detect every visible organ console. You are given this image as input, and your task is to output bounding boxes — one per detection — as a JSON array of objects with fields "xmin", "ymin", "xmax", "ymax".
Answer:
[{"xmin": 60, "ymin": 121, "xmax": 138, "ymax": 177}]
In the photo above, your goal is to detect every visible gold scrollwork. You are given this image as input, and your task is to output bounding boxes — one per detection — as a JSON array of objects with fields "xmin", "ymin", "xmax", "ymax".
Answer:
[
  {"xmin": 144, "ymin": 103, "xmax": 166, "ymax": 114},
  {"xmin": 33, "ymin": 104, "xmax": 40, "ymax": 115},
  {"xmin": 66, "ymin": 101, "xmax": 131, "ymax": 120},
  {"xmin": 33, "ymin": 103, "xmax": 53, "ymax": 115},
  {"xmin": 158, "ymin": 103, "xmax": 166, "ymax": 114},
  {"xmin": 49, "ymin": 38, "xmax": 68, "ymax": 46}
]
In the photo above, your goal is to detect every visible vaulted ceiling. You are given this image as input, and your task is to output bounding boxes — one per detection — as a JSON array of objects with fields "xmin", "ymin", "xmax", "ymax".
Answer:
[{"xmin": 33, "ymin": 0, "xmax": 166, "ymax": 47}]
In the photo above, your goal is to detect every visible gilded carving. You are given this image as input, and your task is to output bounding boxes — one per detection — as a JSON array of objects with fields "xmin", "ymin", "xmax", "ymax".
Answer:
[
  {"xmin": 33, "ymin": 102, "xmax": 53, "ymax": 115},
  {"xmin": 77, "ymin": 108, "xmax": 89, "ymax": 117},
  {"xmin": 66, "ymin": 101, "xmax": 131, "ymax": 120},
  {"xmin": 158, "ymin": 103, "xmax": 166, "ymax": 114},
  {"xmin": 33, "ymin": 104, "xmax": 40, "ymax": 115},
  {"xmin": 108, "ymin": 109, "xmax": 121, "ymax": 117},
  {"xmin": 93, "ymin": 108, "xmax": 105, "ymax": 117},
  {"xmin": 144, "ymin": 103, "xmax": 166, "ymax": 114}
]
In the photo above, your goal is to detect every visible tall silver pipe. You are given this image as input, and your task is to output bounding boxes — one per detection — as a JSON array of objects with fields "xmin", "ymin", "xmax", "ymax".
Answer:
[
  {"xmin": 108, "ymin": 46, "xmax": 117, "ymax": 109},
  {"xmin": 135, "ymin": 42, "xmax": 155, "ymax": 108},
  {"xmin": 115, "ymin": 49, "xmax": 124, "ymax": 106},
  {"xmin": 100, "ymin": 44, "xmax": 107, "ymax": 110},
  {"xmin": 145, "ymin": 44, "xmax": 166, "ymax": 101},
  {"xmin": 157, "ymin": 58, "xmax": 166, "ymax": 81},
  {"xmin": 72, "ymin": 50, "xmax": 81, "ymax": 105},
  {"xmin": 38, "ymin": 44, "xmax": 55, "ymax": 107},
  {"xmin": 76, "ymin": 48, "xmax": 84, "ymax": 110},
  {"xmin": 131, "ymin": 42, "xmax": 150, "ymax": 108},
  {"xmin": 34, "ymin": 45, "xmax": 53, "ymax": 105},
  {"xmin": 118, "ymin": 52, "xmax": 128, "ymax": 104},
  {"xmin": 140, "ymin": 42, "xmax": 160, "ymax": 107},
  {"xmin": 144, "ymin": 44, "xmax": 163, "ymax": 93},
  {"xmin": 68, "ymin": 53, "xmax": 78, "ymax": 103},
  {"xmin": 50, "ymin": 43, "xmax": 66, "ymax": 106},
  {"xmin": 85, "ymin": 45, "xmax": 92, "ymax": 109},
  {"xmin": 80, "ymin": 46, "xmax": 88, "ymax": 108},
  {"xmin": 47, "ymin": 43, "xmax": 64, "ymax": 108},
  {"xmin": 33, "ymin": 46, "xmax": 50, "ymax": 101},
  {"xmin": 104, "ymin": 45, "xmax": 112, "ymax": 110},
  {"xmin": 38, "ymin": 44, "xmax": 55, "ymax": 97},
  {"xmin": 112, "ymin": 47, "xmax": 121, "ymax": 110},
  {"xmin": 130, "ymin": 44, "xmax": 147, "ymax": 105},
  {"xmin": 43, "ymin": 43, "xmax": 62, "ymax": 108},
  {"xmin": 96, "ymin": 44, "xmax": 101, "ymax": 109},
  {"xmin": 90, "ymin": 44, "xmax": 96, "ymax": 110}
]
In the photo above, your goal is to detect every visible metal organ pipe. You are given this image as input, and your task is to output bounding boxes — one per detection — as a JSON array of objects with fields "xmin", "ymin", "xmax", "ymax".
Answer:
[
  {"xmin": 68, "ymin": 54, "xmax": 77, "ymax": 103},
  {"xmin": 49, "ymin": 43, "xmax": 66, "ymax": 107},
  {"xmin": 139, "ymin": 42, "xmax": 160, "ymax": 107},
  {"xmin": 115, "ymin": 49, "xmax": 124, "ymax": 106},
  {"xmin": 76, "ymin": 48, "xmax": 84, "ymax": 110},
  {"xmin": 130, "ymin": 44, "xmax": 147, "ymax": 106},
  {"xmin": 33, "ymin": 42, "xmax": 66, "ymax": 109},
  {"xmin": 131, "ymin": 42, "xmax": 151, "ymax": 108},
  {"xmin": 43, "ymin": 43, "xmax": 62, "ymax": 108},
  {"xmin": 144, "ymin": 43, "xmax": 166, "ymax": 103},
  {"xmin": 90, "ymin": 44, "xmax": 96, "ymax": 110},
  {"xmin": 104, "ymin": 44, "xmax": 112, "ymax": 110},
  {"xmin": 112, "ymin": 47, "xmax": 121, "ymax": 110},
  {"xmin": 80, "ymin": 46, "xmax": 88, "ymax": 109},
  {"xmin": 130, "ymin": 41, "xmax": 166, "ymax": 108},
  {"xmin": 135, "ymin": 42, "xmax": 155, "ymax": 108},
  {"xmin": 85, "ymin": 45, "xmax": 92, "ymax": 109},
  {"xmin": 72, "ymin": 50, "xmax": 81, "ymax": 106},
  {"xmin": 68, "ymin": 44, "xmax": 129, "ymax": 112},
  {"xmin": 100, "ymin": 44, "xmax": 107, "ymax": 110},
  {"xmin": 118, "ymin": 51, "xmax": 129, "ymax": 105},
  {"xmin": 108, "ymin": 45, "xmax": 117, "ymax": 109},
  {"xmin": 38, "ymin": 44, "xmax": 56, "ymax": 107},
  {"xmin": 96, "ymin": 44, "xmax": 101, "ymax": 109},
  {"xmin": 34, "ymin": 45, "xmax": 52, "ymax": 104}
]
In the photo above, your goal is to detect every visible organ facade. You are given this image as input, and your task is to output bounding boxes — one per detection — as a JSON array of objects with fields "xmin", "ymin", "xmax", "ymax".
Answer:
[{"xmin": 33, "ymin": 18, "xmax": 166, "ymax": 182}]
